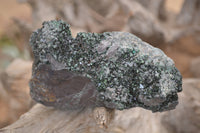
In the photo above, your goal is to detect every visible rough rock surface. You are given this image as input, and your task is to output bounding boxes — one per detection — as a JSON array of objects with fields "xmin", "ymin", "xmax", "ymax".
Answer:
[
  {"xmin": 1, "ymin": 79, "xmax": 199, "ymax": 133},
  {"xmin": 29, "ymin": 20, "xmax": 182, "ymax": 112}
]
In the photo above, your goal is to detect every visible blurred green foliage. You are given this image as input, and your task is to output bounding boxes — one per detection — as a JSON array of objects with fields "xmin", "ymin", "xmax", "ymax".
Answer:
[
  {"xmin": 0, "ymin": 35, "xmax": 31, "ymax": 69},
  {"xmin": 0, "ymin": 35, "xmax": 14, "ymax": 47}
]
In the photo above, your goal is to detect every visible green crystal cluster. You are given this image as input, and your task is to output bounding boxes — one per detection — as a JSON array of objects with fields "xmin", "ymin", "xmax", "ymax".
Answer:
[{"xmin": 30, "ymin": 20, "xmax": 182, "ymax": 112}]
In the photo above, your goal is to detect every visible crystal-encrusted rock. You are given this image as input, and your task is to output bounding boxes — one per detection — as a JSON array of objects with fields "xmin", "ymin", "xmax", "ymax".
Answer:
[{"xmin": 29, "ymin": 20, "xmax": 182, "ymax": 112}]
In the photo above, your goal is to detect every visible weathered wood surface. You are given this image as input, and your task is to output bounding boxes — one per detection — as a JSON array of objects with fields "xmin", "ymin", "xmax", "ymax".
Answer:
[
  {"xmin": 0, "ymin": 59, "xmax": 32, "ymax": 128},
  {"xmin": 1, "ymin": 79, "xmax": 200, "ymax": 133},
  {"xmin": 16, "ymin": 0, "xmax": 199, "ymax": 46},
  {"xmin": 176, "ymin": 0, "xmax": 200, "ymax": 26},
  {"xmin": 190, "ymin": 57, "xmax": 200, "ymax": 78}
]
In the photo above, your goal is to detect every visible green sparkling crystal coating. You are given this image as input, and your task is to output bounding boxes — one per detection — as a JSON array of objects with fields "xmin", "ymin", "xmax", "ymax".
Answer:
[{"xmin": 30, "ymin": 20, "xmax": 182, "ymax": 112}]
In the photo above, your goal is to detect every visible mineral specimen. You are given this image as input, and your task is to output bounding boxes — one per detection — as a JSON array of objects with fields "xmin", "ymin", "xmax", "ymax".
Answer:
[{"xmin": 29, "ymin": 20, "xmax": 182, "ymax": 112}]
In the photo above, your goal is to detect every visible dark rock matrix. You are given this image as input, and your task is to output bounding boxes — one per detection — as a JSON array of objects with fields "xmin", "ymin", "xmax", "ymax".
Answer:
[{"xmin": 29, "ymin": 20, "xmax": 182, "ymax": 112}]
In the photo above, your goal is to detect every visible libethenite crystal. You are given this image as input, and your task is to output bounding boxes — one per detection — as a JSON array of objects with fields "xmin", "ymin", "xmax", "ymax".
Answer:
[{"xmin": 29, "ymin": 20, "xmax": 182, "ymax": 112}]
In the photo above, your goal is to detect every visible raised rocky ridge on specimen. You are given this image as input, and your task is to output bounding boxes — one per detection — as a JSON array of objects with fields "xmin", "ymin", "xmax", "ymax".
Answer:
[{"xmin": 29, "ymin": 20, "xmax": 182, "ymax": 112}]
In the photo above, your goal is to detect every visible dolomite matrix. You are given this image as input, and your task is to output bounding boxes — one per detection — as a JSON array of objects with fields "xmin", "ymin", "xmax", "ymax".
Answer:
[{"xmin": 29, "ymin": 20, "xmax": 182, "ymax": 112}]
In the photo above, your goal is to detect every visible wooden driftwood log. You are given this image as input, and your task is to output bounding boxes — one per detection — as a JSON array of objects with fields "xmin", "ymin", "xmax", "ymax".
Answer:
[
  {"xmin": 1, "ymin": 79, "xmax": 200, "ymax": 133},
  {"xmin": 0, "ymin": 59, "xmax": 32, "ymax": 128},
  {"xmin": 14, "ymin": 0, "xmax": 200, "ymax": 57}
]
